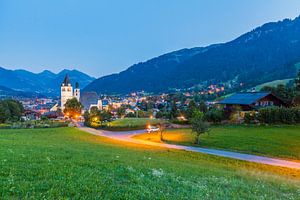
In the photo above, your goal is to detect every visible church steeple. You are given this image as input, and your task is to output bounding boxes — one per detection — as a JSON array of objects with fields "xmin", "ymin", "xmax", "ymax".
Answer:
[
  {"xmin": 61, "ymin": 74, "xmax": 73, "ymax": 110},
  {"xmin": 62, "ymin": 74, "xmax": 71, "ymax": 86},
  {"xmin": 74, "ymin": 82, "xmax": 80, "ymax": 101}
]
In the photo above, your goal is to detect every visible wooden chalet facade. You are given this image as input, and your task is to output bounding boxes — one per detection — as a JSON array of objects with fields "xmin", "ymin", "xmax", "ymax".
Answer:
[{"xmin": 218, "ymin": 92, "xmax": 286, "ymax": 111}]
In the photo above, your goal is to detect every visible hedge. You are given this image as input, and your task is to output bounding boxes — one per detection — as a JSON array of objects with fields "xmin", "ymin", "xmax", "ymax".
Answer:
[{"xmin": 258, "ymin": 107, "xmax": 300, "ymax": 124}]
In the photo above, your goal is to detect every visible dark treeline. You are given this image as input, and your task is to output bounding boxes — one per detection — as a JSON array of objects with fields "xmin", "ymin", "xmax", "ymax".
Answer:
[{"xmin": 0, "ymin": 99, "xmax": 24, "ymax": 123}]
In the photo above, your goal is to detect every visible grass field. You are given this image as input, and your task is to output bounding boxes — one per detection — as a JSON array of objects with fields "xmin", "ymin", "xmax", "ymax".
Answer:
[
  {"xmin": 134, "ymin": 125, "xmax": 300, "ymax": 160},
  {"xmin": 254, "ymin": 79, "xmax": 293, "ymax": 91},
  {"xmin": 105, "ymin": 118, "xmax": 161, "ymax": 130},
  {"xmin": 1, "ymin": 128, "xmax": 300, "ymax": 199}
]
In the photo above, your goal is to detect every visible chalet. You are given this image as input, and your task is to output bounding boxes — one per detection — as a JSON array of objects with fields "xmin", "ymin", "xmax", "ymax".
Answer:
[{"xmin": 218, "ymin": 92, "xmax": 286, "ymax": 111}]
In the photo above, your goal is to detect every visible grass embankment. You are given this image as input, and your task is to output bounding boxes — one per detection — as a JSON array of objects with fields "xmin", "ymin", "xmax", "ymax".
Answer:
[
  {"xmin": 0, "ymin": 128, "xmax": 300, "ymax": 199},
  {"xmin": 104, "ymin": 118, "xmax": 161, "ymax": 131},
  {"xmin": 134, "ymin": 125, "xmax": 300, "ymax": 160}
]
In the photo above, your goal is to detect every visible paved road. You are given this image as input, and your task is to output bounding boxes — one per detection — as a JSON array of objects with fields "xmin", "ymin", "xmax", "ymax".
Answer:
[{"xmin": 79, "ymin": 127, "xmax": 300, "ymax": 170}]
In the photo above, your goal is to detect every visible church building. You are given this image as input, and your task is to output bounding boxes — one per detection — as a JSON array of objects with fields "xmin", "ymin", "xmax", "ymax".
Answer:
[{"xmin": 60, "ymin": 74, "xmax": 80, "ymax": 111}]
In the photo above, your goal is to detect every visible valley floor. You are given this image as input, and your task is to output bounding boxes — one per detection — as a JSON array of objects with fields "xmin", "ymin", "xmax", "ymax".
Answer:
[{"xmin": 1, "ymin": 127, "xmax": 300, "ymax": 199}]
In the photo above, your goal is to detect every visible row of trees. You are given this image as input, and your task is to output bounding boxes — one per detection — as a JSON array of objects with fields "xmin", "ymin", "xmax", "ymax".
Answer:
[
  {"xmin": 0, "ymin": 99, "xmax": 24, "ymax": 123},
  {"xmin": 244, "ymin": 107, "xmax": 300, "ymax": 124},
  {"xmin": 83, "ymin": 107, "xmax": 112, "ymax": 127}
]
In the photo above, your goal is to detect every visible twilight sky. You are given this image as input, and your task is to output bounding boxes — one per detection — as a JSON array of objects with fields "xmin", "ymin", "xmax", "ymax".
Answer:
[{"xmin": 0, "ymin": 0, "xmax": 300, "ymax": 78}]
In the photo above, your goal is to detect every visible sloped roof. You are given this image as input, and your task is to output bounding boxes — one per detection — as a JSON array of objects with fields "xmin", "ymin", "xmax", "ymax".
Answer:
[
  {"xmin": 62, "ymin": 74, "xmax": 70, "ymax": 85},
  {"xmin": 218, "ymin": 92, "xmax": 271, "ymax": 105}
]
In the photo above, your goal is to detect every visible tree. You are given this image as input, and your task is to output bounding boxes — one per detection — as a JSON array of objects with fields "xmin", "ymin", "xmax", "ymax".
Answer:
[
  {"xmin": 186, "ymin": 100, "xmax": 197, "ymax": 119},
  {"xmin": 294, "ymin": 70, "xmax": 300, "ymax": 106},
  {"xmin": 296, "ymin": 70, "xmax": 300, "ymax": 92},
  {"xmin": 83, "ymin": 110, "xmax": 90, "ymax": 126},
  {"xmin": 116, "ymin": 106, "xmax": 126, "ymax": 118},
  {"xmin": 170, "ymin": 101, "xmax": 178, "ymax": 119},
  {"xmin": 192, "ymin": 109, "xmax": 204, "ymax": 120},
  {"xmin": 125, "ymin": 112, "xmax": 135, "ymax": 118},
  {"xmin": 0, "ymin": 99, "xmax": 23, "ymax": 123},
  {"xmin": 191, "ymin": 110, "xmax": 209, "ymax": 144},
  {"xmin": 88, "ymin": 106, "xmax": 100, "ymax": 125},
  {"xmin": 99, "ymin": 110, "xmax": 112, "ymax": 125},
  {"xmin": 157, "ymin": 122, "xmax": 168, "ymax": 141},
  {"xmin": 204, "ymin": 108, "xmax": 225, "ymax": 123},
  {"xmin": 64, "ymin": 98, "xmax": 83, "ymax": 118},
  {"xmin": 199, "ymin": 101, "xmax": 208, "ymax": 113}
]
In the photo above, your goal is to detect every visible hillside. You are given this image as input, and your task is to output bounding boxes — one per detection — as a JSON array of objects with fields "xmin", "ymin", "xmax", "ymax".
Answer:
[
  {"xmin": 0, "ymin": 85, "xmax": 43, "ymax": 99},
  {"xmin": 84, "ymin": 16, "xmax": 300, "ymax": 94},
  {"xmin": 254, "ymin": 79, "xmax": 293, "ymax": 91},
  {"xmin": 0, "ymin": 67, "xmax": 95, "ymax": 96}
]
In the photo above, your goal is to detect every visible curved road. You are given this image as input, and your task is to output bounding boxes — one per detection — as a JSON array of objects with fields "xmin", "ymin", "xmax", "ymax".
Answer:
[{"xmin": 79, "ymin": 126, "xmax": 300, "ymax": 170}]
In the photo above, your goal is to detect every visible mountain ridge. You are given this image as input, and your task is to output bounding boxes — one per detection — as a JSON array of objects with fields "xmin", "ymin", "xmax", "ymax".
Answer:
[
  {"xmin": 84, "ymin": 16, "xmax": 300, "ymax": 94},
  {"xmin": 0, "ymin": 67, "xmax": 95, "ymax": 96}
]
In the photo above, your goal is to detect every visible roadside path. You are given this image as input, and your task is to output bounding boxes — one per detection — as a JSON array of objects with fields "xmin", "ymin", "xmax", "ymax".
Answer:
[{"xmin": 78, "ymin": 127, "xmax": 300, "ymax": 170}]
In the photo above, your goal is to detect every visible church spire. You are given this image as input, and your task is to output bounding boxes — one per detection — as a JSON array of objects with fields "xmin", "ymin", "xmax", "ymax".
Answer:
[{"xmin": 62, "ymin": 74, "xmax": 71, "ymax": 86}]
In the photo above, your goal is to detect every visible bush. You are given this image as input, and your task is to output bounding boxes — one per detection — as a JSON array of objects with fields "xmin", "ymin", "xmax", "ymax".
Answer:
[
  {"xmin": 171, "ymin": 119, "xmax": 190, "ymax": 125},
  {"xmin": 244, "ymin": 112, "xmax": 257, "ymax": 124},
  {"xmin": 204, "ymin": 108, "xmax": 225, "ymax": 123},
  {"xmin": 258, "ymin": 107, "xmax": 300, "ymax": 124},
  {"xmin": 0, "ymin": 124, "xmax": 11, "ymax": 129},
  {"xmin": 9, "ymin": 120, "xmax": 68, "ymax": 129}
]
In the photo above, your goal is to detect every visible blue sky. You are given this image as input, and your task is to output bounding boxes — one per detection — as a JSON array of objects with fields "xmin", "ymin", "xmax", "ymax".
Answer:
[{"xmin": 0, "ymin": 0, "xmax": 300, "ymax": 77}]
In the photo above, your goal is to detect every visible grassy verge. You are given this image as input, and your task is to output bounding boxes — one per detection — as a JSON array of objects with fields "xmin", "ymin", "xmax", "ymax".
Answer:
[
  {"xmin": 0, "ymin": 124, "xmax": 11, "ymax": 129},
  {"xmin": 0, "ymin": 127, "xmax": 300, "ymax": 199},
  {"xmin": 104, "ymin": 118, "xmax": 161, "ymax": 131},
  {"xmin": 134, "ymin": 125, "xmax": 300, "ymax": 160}
]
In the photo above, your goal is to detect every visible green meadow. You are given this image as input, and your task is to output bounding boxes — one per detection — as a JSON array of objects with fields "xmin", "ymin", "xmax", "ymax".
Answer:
[
  {"xmin": 1, "ymin": 127, "xmax": 300, "ymax": 199},
  {"xmin": 134, "ymin": 125, "xmax": 300, "ymax": 160},
  {"xmin": 105, "ymin": 118, "xmax": 161, "ymax": 131}
]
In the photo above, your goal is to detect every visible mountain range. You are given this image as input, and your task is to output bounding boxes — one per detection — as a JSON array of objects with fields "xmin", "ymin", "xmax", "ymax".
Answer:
[
  {"xmin": 0, "ymin": 68, "xmax": 95, "ymax": 96},
  {"xmin": 84, "ymin": 16, "xmax": 300, "ymax": 94},
  {"xmin": 0, "ymin": 85, "xmax": 44, "ymax": 99}
]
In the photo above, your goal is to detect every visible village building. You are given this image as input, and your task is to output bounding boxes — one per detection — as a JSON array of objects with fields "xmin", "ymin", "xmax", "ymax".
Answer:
[{"xmin": 218, "ymin": 92, "xmax": 286, "ymax": 111}]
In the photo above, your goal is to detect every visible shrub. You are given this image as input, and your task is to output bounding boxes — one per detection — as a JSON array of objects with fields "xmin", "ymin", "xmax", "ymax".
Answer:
[
  {"xmin": 258, "ymin": 107, "xmax": 300, "ymax": 124},
  {"xmin": 204, "ymin": 108, "xmax": 225, "ymax": 123}
]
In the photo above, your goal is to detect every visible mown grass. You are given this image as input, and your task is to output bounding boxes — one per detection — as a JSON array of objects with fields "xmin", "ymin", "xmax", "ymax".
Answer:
[
  {"xmin": 134, "ymin": 125, "xmax": 300, "ymax": 160},
  {"xmin": 1, "ymin": 127, "xmax": 300, "ymax": 199},
  {"xmin": 105, "ymin": 118, "xmax": 161, "ymax": 131}
]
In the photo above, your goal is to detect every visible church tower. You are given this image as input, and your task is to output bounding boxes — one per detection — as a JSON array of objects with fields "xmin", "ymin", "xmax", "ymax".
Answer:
[
  {"xmin": 74, "ymin": 82, "xmax": 80, "ymax": 102},
  {"xmin": 61, "ymin": 74, "xmax": 73, "ymax": 111}
]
